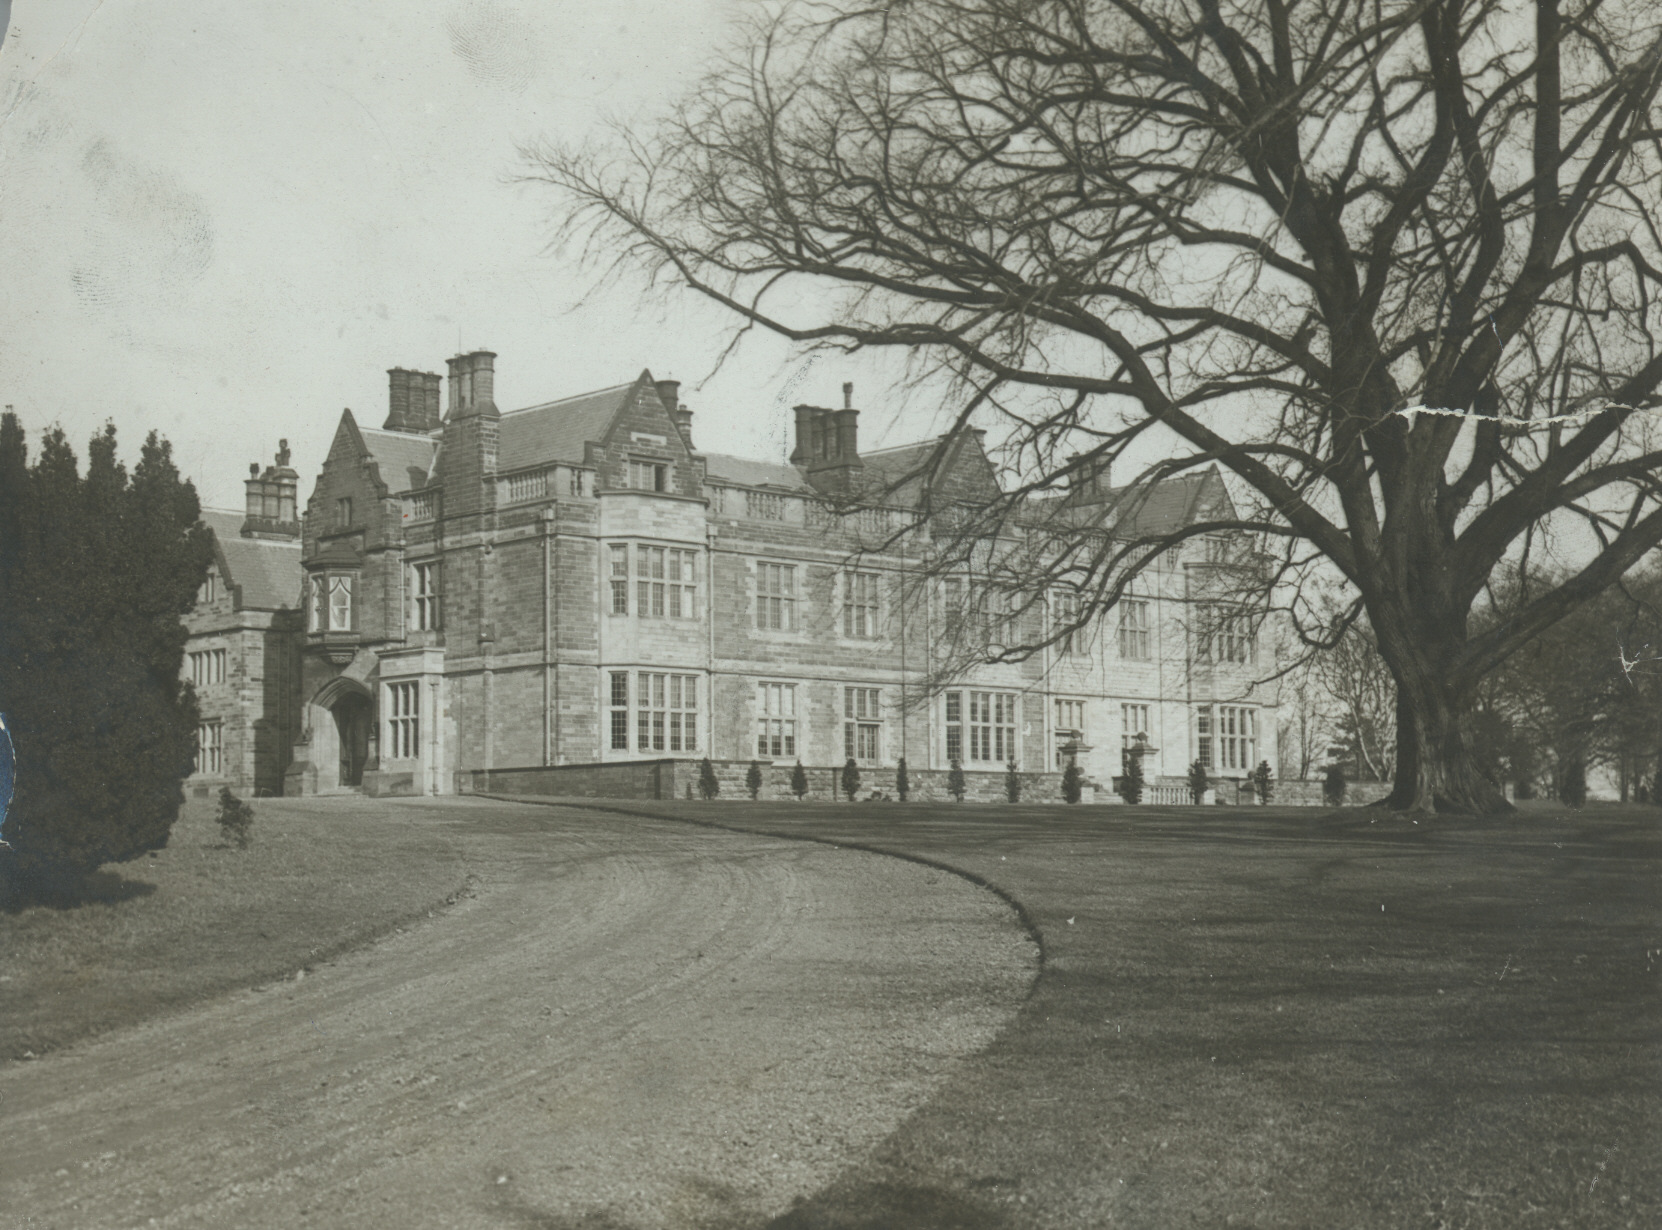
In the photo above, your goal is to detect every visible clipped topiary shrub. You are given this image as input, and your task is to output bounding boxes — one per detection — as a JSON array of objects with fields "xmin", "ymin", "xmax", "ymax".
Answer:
[
  {"xmin": 1118, "ymin": 753, "xmax": 1144, "ymax": 805},
  {"xmin": 1322, "ymin": 763, "xmax": 1347, "ymax": 806},
  {"xmin": 745, "ymin": 759, "xmax": 763, "ymax": 800},
  {"xmin": 791, "ymin": 760, "xmax": 809, "ymax": 800},
  {"xmin": 895, "ymin": 756, "xmax": 909, "ymax": 802},
  {"xmin": 698, "ymin": 757, "xmax": 720, "ymax": 801},
  {"xmin": 1188, "ymin": 758, "xmax": 1209, "ymax": 805},
  {"xmin": 841, "ymin": 758, "xmax": 861, "ymax": 802},
  {"xmin": 217, "ymin": 786, "xmax": 254, "ymax": 850},
  {"xmin": 1061, "ymin": 761, "xmax": 1083, "ymax": 803},
  {"xmin": 1252, "ymin": 760, "xmax": 1275, "ymax": 804},
  {"xmin": 947, "ymin": 758, "xmax": 966, "ymax": 802}
]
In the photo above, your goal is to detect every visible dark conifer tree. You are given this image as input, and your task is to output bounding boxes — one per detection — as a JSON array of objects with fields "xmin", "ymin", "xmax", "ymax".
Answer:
[
  {"xmin": 841, "ymin": 757, "xmax": 861, "ymax": 802},
  {"xmin": 1188, "ymin": 759, "xmax": 1210, "ymax": 805},
  {"xmin": 0, "ymin": 415, "xmax": 212, "ymax": 898},
  {"xmin": 947, "ymin": 759, "xmax": 966, "ymax": 802},
  {"xmin": 1118, "ymin": 752, "xmax": 1144, "ymax": 805}
]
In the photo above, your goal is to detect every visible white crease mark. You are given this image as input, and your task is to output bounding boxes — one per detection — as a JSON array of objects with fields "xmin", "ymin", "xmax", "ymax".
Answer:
[{"xmin": 1396, "ymin": 402, "xmax": 1656, "ymax": 427}]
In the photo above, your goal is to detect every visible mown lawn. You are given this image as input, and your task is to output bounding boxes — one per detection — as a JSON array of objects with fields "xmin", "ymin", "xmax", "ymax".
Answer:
[
  {"xmin": 583, "ymin": 797, "xmax": 1662, "ymax": 1230},
  {"xmin": 0, "ymin": 796, "xmax": 468, "ymax": 1062}
]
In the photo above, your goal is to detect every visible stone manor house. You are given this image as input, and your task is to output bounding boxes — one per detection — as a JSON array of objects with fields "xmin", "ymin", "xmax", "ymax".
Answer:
[{"xmin": 184, "ymin": 352, "xmax": 1279, "ymax": 801}]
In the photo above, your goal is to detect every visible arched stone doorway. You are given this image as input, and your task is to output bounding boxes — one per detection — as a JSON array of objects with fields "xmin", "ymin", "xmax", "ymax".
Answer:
[
  {"xmin": 332, "ymin": 692, "xmax": 372, "ymax": 788},
  {"xmin": 289, "ymin": 675, "xmax": 376, "ymax": 794}
]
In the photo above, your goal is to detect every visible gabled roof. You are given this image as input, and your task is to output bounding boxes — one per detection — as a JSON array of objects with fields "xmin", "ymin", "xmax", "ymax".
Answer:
[
  {"xmin": 201, "ymin": 509, "xmax": 244, "ymax": 539},
  {"xmin": 703, "ymin": 453, "xmax": 813, "ymax": 491},
  {"xmin": 858, "ymin": 437, "xmax": 953, "ymax": 507},
  {"xmin": 359, "ymin": 428, "xmax": 438, "ymax": 494},
  {"xmin": 1044, "ymin": 466, "xmax": 1237, "ymax": 539},
  {"xmin": 199, "ymin": 509, "xmax": 302, "ymax": 611},
  {"xmin": 497, "ymin": 382, "xmax": 636, "ymax": 470}
]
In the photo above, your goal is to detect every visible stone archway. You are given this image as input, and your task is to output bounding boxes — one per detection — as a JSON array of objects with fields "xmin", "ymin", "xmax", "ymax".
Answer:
[
  {"xmin": 290, "ymin": 674, "xmax": 376, "ymax": 794},
  {"xmin": 332, "ymin": 691, "xmax": 372, "ymax": 788}
]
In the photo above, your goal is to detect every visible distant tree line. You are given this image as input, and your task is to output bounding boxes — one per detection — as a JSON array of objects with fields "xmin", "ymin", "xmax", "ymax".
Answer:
[{"xmin": 1281, "ymin": 563, "xmax": 1662, "ymax": 803}]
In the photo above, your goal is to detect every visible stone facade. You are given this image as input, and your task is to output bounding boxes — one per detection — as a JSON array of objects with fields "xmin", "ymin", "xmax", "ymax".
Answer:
[
  {"xmin": 182, "ymin": 448, "xmax": 305, "ymax": 798},
  {"xmin": 250, "ymin": 352, "xmax": 1279, "ymax": 799}
]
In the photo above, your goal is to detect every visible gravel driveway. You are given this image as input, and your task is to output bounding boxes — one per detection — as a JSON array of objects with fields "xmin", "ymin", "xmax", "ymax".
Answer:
[{"xmin": 1, "ymin": 799, "xmax": 1037, "ymax": 1229}]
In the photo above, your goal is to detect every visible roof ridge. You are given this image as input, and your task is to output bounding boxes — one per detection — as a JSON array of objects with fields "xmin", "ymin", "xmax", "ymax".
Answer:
[
  {"xmin": 861, "ymin": 436, "xmax": 947, "ymax": 457},
  {"xmin": 502, "ymin": 382, "xmax": 635, "ymax": 417}
]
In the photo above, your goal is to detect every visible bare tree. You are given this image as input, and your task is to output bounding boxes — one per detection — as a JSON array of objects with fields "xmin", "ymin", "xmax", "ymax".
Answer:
[
  {"xmin": 1276, "ymin": 655, "xmax": 1330, "ymax": 782},
  {"xmin": 1316, "ymin": 621, "xmax": 1398, "ymax": 782},
  {"xmin": 532, "ymin": 0, "xmax": 1662, "ymax": 813}
]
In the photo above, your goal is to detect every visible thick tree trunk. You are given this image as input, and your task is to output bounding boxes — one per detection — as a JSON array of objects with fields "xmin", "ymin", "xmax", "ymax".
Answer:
[{"xmin": 1385, "ymin": 675, "xmax": 1513, "ymax": 814}]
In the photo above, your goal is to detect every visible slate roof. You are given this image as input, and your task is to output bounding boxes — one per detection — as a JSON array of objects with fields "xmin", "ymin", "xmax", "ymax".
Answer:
[
  {"xmin": 858, "ymin": 437, "xmax": 953, "ymax": 506},
  {"xmin": 497, "ymin": 383, "xmax": 636, "ymax": 471},
  {"xmin": 1034, "ymin": 467, "xmax": 1235, "ymax": 538},
  {"xmin": 201, "ymin": 509, "xmax": 244, "ymax": 539},
  {"xmin": 359, "ymin": 428, "xmax": 439, "ymax": 494},
  {"xmin": 199, "ymin": 509, "xmax": 302, "ymax": 611},
  {"xmin": 703, "ymin": 453, "xmax": 813, "ymax": 491}
]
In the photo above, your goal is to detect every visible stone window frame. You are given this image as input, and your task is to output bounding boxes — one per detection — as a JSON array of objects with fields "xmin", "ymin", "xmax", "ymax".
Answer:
[
  {"xmin": 411, "ymin": 560, "xmax": 442, "ymax": 631},
  {"xmin": 609, "ymin": 672, "xmax": 630, "ymax": 750},
  {"xmin": 843, "ymin": 686, "xmax": 883, "ymax": 764},
  {"xmin": 1118, "ymin": 599, "xmax": 1152, "ymax": 660},
  {"xmin": 627, "ymin": 458, "xmax": 668, "ymax": 492},
  {"xmin": 756, "ymin": 680, "xmax": 799, "ymax": 759},
  {"xmin": 188, "ymin": 647, "xmax": 227, "ymax": 687},
  {"xmin": 755, "ymin": 561, "xmax": 799, "ymax": 633},
  {"xmin": 1054, "ymin": 697, "xmax": 1088, "ymax": 769},
  {"xmin": 194, "ymin": 720, "xmax": 223, "ymax": 776},
  {"xmin": 842, "ymin": 570, "xmax": 880, "ymax": 639},
  {"xmin": 385, "ymin": 680, "xmax": 421, "ymax": 760},
  {"xmin": 636, "ymin": 672, "xmax": 700, "ymax": 754},
  {"xmin": 1196, "ymin": 703, "xmax": 1258, "ymax": 772}
]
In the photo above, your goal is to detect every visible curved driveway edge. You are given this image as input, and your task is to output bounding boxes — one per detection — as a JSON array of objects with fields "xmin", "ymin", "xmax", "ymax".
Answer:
[{"xmin": 0, "ymin": 798, "xmax": 1038, "ymax": 1229}]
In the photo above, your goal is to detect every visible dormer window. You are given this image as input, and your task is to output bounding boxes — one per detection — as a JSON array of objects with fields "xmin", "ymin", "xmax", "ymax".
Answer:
[
  {"xmin": 627, "ymin": 460, "xmax": 667, "ymax": 492},
  {"xmin": 197, "ymin": 572, "xmax": 217, "ymax": 605},
  {"xmin": 336, "ymin": 497, "xmax": 354, "ymax": 529}
]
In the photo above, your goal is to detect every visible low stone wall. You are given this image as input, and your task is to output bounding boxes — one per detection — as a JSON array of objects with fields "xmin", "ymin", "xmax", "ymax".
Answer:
[
  {"xmin": 1268, "ymin": 779, "xmax": 1393, "ymax": 807},
  {"xmin": 463, "ymin": 759, "xmax": 1064, "ymax": 803},
  {"xmin": 463, "ymin": 760, "xmax": 677, "ymax": 800},
  {"xmin": 462, "ymin": 761, "xmax": 1397, "ymax": 806}
]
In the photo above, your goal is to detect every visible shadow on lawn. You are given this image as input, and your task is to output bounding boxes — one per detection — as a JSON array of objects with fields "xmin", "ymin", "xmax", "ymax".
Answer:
[
  {"xmin": 766, "ymin": 1182, "xmax": 1010, "ymax": 1230},
  {"xmin": 0, "ymin": 866, "xmax": 157, "ymax": 913}
]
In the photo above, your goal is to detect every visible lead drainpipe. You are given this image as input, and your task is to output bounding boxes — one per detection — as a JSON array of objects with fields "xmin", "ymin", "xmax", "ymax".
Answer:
[
  {"xmin": 544, "ymin": 506, "xmax": 555, "ymax": 766},
  {"xmin": 707, "ymin": 519, "xmax": 717, "ymax": 761}
]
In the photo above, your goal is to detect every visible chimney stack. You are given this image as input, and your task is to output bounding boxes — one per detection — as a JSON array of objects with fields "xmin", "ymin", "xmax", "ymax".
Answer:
[
  {"xmin": 468, "ymin": 350, "xmax": 497, "ymax": 413},
  {"xmin": 421, "ymin": 372, "xmax": 443, "ymax": 431},
  {"xmin": 790, "ymin": 385, "xmax": 863, "ymax": 494},
  {"xmin": 447, "ymin": 350, "xmax": 500, "ymax": 419},
  {"xmin": 790, "ymin": 405, "xmax": 816, "ymax": 465},
  {"xmin": 655, "ymin": 379, "xmax": 681, "ymax": 416},
  {"xmin": 385, "ymin": 368, "xmax": 414, "ymax": 432},
  {"xmin": 242, "ymin": 439, "xmax": 300, "ymax": 540}
]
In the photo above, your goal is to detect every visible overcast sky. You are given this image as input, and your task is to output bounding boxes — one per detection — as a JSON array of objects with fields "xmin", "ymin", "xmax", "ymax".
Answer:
[{"xmin": 0, "ymin": 0, "xmax": 927, "ymax": 510}]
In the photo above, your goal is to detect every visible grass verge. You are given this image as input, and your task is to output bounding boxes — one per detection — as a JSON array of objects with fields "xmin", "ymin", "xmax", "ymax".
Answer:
[
  {"xmin": 0, "ymin": 796, "xmax": 467, "ymax": 1062},
  {"xmin": 548, "ymin": 797, "xmax": 1661, "ymax": 1230}
]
